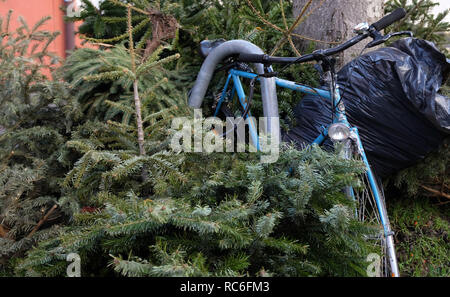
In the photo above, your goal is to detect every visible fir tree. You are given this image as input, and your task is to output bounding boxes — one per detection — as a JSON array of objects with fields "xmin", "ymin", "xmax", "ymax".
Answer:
[
  {"xmin": 5, "ymin": 0, "xmax": 376, "ymax": 277},
  {"xmin": 60, "ymin": 3, "xmax": 186, "ymax": 207},
  {"xmin": 65, "ymin": 0, "xmax": 319, "ymax": 129},
  {"xmin": 8, "ymin": 0, "xmax": 446, "ymax": 277},
  {"xmin": 0, "ymin": 11, "xmax": 80, "ymax": 268},
  {"xmin": 385, "ymin": 0, "xmax": 450, "ymax": 53},
  {"xmin": 16, "ymin": 145, "xmax": 377, "ymax": 277}
]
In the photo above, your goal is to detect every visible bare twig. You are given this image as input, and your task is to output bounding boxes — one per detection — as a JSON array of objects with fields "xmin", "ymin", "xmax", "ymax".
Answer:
[
  {"xmin": 127, "ymin": 5, "xmax": 146, "ymax": 159},
  {"xmin": 246, "ymin": 0, "xmax": 339, "ymax": 57},
  {"xmin": 90, "ymin": 42, "xmax": 114, "ymax": 48},
  {"xmin": 435, "ymin": 201, "xmax": 450, "ymax": 205},
  {"xmin": 270, "ymin": 0, "xmax": 312, "ymax": 55},
  {"xmin": 26, "ymin": 204, "xmax": 58, "ymax": 238},
  {"xmin": 280, "ymin": 0, "xmax": 289, "ymax": 30},
  {"xmin": 0, "ymin": 224, "xmax": 9, "ymax": 238},
  {"xmin": 290, "ymin": 32, "xmax": 341, "ymax": 44},
  {"xmin": 109, "ymin": 0, "xmax": 150, "ymax": 15},
  {"xmin": 246, "ymin": 0, "xmax": 284, "ymax": 32},
  {"xmin": 393, "ymin": 0, "xmax": 425, "ymax": 32},
  {"xmin": 421, "ymin": 185, "xmax": 450, "ymax": 200},
  {"xmin": 287, "ymin": 0, "xmax": 313, "ymax": 36}
]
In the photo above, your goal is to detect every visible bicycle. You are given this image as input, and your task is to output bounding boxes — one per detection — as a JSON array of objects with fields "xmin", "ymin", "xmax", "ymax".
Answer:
[{"xmin": 189, "ymin": 8, "xmax": 412, "ymax": 277}]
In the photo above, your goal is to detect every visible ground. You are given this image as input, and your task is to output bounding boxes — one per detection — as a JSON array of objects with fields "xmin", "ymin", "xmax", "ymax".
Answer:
[{"xmin": 389, "ymin": 197, "xmax": 450, "ymax": 276}]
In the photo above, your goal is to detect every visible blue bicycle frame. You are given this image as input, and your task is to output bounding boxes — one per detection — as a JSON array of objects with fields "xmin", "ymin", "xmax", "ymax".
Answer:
[
  {"xmin": 214, "ymin": 68, "xmax": 392, "ymax": 240},
  {"xmin": 193, "ymin": 7, "xmax": 411, "ymax": 276}
]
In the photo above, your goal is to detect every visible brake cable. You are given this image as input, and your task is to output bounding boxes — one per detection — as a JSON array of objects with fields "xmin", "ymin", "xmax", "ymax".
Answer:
[{"xmin": 220, "ymin": 71, "xmax": 273, "ymax": 138}]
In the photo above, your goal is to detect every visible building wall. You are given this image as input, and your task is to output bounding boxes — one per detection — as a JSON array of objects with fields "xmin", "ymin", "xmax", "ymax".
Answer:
[
  {"xmin": 0, "ymin": 0, "xmax": 85, "ymax": 59},
  {"xmin": 0, "ymin": 0, "xmax": 66, "ymax": 57}
]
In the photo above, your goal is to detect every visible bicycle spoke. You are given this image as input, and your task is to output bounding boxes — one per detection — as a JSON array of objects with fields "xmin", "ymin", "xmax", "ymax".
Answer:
[{"xmin": 350, "ymin": 149, "xmax": 394, "ymax": 277}]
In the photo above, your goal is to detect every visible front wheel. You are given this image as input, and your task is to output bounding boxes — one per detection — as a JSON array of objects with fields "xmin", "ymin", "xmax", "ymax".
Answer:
[{"xmin": 342, "ymin": 137, "xmax": 400, "ymax": 277}]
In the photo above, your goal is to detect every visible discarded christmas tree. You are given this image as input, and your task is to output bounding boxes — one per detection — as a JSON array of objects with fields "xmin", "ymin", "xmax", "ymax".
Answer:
[{"xmin": 0, "ymin": 11, "xmax": 80, "ymax": 268}]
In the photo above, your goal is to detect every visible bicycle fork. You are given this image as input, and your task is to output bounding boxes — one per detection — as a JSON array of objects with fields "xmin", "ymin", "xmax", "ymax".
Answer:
[{"xmin": 346, "ymin": 128, "xmax": 399, "ymax": 277}]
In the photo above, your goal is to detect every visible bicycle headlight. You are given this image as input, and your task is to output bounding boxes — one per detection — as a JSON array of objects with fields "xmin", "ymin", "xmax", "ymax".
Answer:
[{"xmin": 328, "ymin": 123, "xmax": 350, "ymax": 141}]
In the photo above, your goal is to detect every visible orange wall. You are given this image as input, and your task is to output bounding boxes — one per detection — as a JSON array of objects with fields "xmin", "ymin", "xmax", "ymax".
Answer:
[
  {"xmin": 0, "ymin": 0, "xmax": 66, "ymax": 57},
  {"xmin": 0, "ymin": 0, "xmax": 86, "ymax": 59}
]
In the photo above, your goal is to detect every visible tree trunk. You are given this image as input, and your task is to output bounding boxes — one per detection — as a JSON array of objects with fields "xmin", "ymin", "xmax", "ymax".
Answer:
[
  {"xmin": 133, "ymin": 80, "xmax": 148, "ymax": 182},
  {"xmin": 293, "ymin": 0, "xmax": 384, "ymax": 69},
  {"xmin": 133, "ymin": 80, "xmax": 146, "ymax": 157}
]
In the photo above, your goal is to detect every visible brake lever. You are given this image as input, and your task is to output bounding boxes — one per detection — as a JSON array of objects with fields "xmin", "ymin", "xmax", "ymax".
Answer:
[{"xmin": 367, "ymin": 31, "xmax": 413, "ymax": 48}]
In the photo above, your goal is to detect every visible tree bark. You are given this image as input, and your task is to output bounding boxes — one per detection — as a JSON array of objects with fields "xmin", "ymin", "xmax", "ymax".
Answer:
[
  {"xmin": 133, "ymin": 80, "xmax": 148, "ymax": 182},
  {"xmin": 293, "ymin": 0, "xmax": 384, "ymax": 69},
  {"xmin": 133, "ymin": 80, "xmax": 146, "ymax": 157}
]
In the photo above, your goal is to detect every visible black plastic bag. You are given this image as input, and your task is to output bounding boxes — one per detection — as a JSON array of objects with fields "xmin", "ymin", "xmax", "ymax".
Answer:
[{"xmin": 283, "ymin": 38, "xmax": 450, "ymax": 177}]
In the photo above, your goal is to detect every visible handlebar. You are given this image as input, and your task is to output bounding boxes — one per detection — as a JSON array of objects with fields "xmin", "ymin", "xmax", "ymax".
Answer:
[
  {"xmin": 237, "ymin": 8, "xmax": 407, "ymax": 65},
  {"xmin": 371, "ymin": 8, "xmax": 406, "ymax": 31}
]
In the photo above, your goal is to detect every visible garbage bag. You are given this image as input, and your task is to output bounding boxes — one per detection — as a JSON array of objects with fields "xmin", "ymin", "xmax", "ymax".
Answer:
[{"xmin": 283, "ymin": 38, "xmax": 450, "ymax": 177}]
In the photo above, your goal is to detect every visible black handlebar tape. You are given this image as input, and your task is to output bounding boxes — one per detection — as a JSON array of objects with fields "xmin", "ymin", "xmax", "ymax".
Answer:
[
  {"xmin": 238, "ymin": 53, "xmax": 267, "ymax": 63},
  {"xmin": 371, "ymin": 8, "xmax": 406, "ymax": 31}
]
